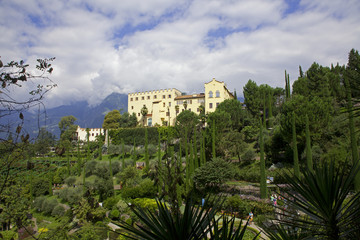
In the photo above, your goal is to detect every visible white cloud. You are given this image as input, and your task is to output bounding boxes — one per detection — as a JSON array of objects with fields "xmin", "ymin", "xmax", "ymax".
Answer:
[{"xmin": 0, "ymin": 0, "xmax": 359, "ymax": 108}]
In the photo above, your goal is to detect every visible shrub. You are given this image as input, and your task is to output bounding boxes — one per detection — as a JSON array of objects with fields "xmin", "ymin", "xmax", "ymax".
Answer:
[
  {"xmin": 242, "ymin": 149, "xmax": 256, "ymax": 163},
  {"xmin": 64, "ymin": 176, "xmax": 77, "ymax": 187},
  {"xmin": 33, "ymin": 196, "xmax": 46, "ymax": 211},
  {"xmin": 121, "ymin": 178, "xmax": 157, "ymax": 199},
  {"xmin": 32, "ymin": 177, "xmax": 50, "ymax": 197},
  {"xmin": 110, "ymin": 209, "xmax": 120, "ymax": 220},
  {"xmin": 131, "ymin": 198, "xmax": 157, "ymax": 212},
  {"xmin": 52, "ymin": 205, "xmax": 65, "ymax": 217},
  {"xmin": 57, "ymin": 187, "xmax": 82, "ymax": 205},
  {"xmin": 103, "ymin": 195, "xmax": 122, "ymax": 210},
  {"xmin": 85, "ymin": 160, "xmax": 98, "ymax": 177},
  {"xmin": 42, "ymin": 198, "xmax": 58, "ymax": 215},
  {"xmin": 224, "ymin": 195, "xmax": 272, "ymax": 218},
  {"xmin": 116, "ymin": 199, "xmax": 129, "ymax": 213}
]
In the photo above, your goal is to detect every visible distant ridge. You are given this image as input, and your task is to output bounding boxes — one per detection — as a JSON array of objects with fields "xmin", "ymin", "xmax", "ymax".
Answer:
[{"xmin": 0, "ymin": 92, "xmax": 128, "ymax": 139}]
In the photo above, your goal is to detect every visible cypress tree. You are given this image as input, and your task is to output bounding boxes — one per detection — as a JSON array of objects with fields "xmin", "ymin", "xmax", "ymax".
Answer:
[
  {"xmin": 287, "ymin": 73, "xmax": 291, "ymax": 98},
  {"xmin": 305, "ymin": 114, "xmax": 313, "ymax": 172},
  {"xmin": 109, "ymin": 157, "xmax": 114, "ymax": 196},
  {"xmin": 259, "ymin": 119, "xmax": 267, "ymax": 199},
  {"xmin": 83, "ymin": 164, "xmax": 86, "ymax": 194},
  {"xmin": 77, "ymin": 139, "xmax": 81, "ymax": 175},
  {"xmin": 98, "ymin": 132, "xmax": 102, "ymax": 160},
  {"xmin": 268, "ymin": 93, "xmax": 273, "ymax": 127},
  {"xmin": 48, "ymin": 173, "xmax": 53, "ymax": 196},
  {"xmin": 212, "ymin": 119, "xmax": 216, "ymax": 159},
  {"xmin": 145, "ymin": 128, "xmax": 149, "ymax": 172},
  {"xmin": 263, "ymin": 97, "xmax": 266, "ymax": 129},
  {"xmin": 285, "ymin": 70, "xmax": 289, "ymax": 99},
  {"xmin": 345, "ymin": 77, "xmax": 360, "ymax": 190},
  {"xmin": 121, "ymin": 138, "xmax": 125, "ymax": 170},
  {"xmin": 67, "ymin": 149, "xmax": 70, "ymax": 176},
  {"xmin": 157, "ymin": 131, "xmax": 163, "ymax": 194},
  {"xmin": 193, "ymin": 130, "xmax": 199, "ymax": 169},
  {"xmin": 185, "ymin": 130, "xmax": 190, "ymax": 192},
  {"xmin": 86, "ymin": 128, "xmax": 90, "ymax": 162},
  {"xmin": 190, "ymin": 140, "xmax": 194, "ymax": 172},
  {"xmin": 132, "ymin": 138, "xmax": 136, "ymax": 166},
  {"xmin": 292, "ymin": 112, "xmax": 300, "ymax": 178}
]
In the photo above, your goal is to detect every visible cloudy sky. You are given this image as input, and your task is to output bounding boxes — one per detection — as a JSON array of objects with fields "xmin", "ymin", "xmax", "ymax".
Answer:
[{"xmin": 1, "ymin": 0, "xmax": 359, "ymax": 108}]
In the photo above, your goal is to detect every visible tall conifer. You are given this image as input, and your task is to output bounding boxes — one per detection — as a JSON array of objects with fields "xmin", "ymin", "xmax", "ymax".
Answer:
[
  {"xmin": 212, "ymin": 119, "xmax": 216, "ymax": 159},
  {"xmin": 305, "ymin": 114, "xmax": 313, "ymax": 172},
  {"xmin": 345, "ymin": 77, "xmax": 360, "ymax": 190},
  {"xmin": 259, "ymin": 119, "xmax": 267, "ymax": 199},
  {"xmin": 145, "ymin": 128, "xmax": 149, "ymax": 173},
  {"xmin": 292, "ymin": 112, "xmax": 300, "ymax": 178}
]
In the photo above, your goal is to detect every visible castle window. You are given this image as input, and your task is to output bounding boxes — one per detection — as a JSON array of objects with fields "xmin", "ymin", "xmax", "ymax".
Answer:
[
  {"xmin": 169, "ymin": 102, "xmax": 171, "ymax": 107},
  {"xmin": 189, "ymin": 100, "xmax": 192, "ymax": 104},
  {"xmin": 131, "ymin": 106, "xmax": 134, "ymax": 109},
  {"xmin": 209, "ymin": 91, "xmax": 213, "ymax": 98},
  {"xmin": 136, "ymin": 97, "xmax": 138, "ymax": 101},
  {"xmin": 163, "ymin": 95, "xmax": 166, "ymax": 99},
  {"xmin": 154, "ymin": 95, "xmax": 157, "ymax": 99},
  {"xmin": 142, "ymin": 96, "xmax": 144, "ymax": 100},
  {"xmin": 130, "ymin": 98, "xmax": 133, "ymax": 101},
  {"xmin": 216, "ymin": 102, "xmax": 219, "ymax": 107},
  {"xmin": 147, "ymin": 96, "xmax": 150, "ymax": 99},
  {"xmin": 216, "ymin": 90, "xmax": 220, "ymax": 98},
  {"xmin": 163, "ymin": 103, "xmax": 165, "ymax": 107},
  {"xmin": 209, "ymin": 103, "xmax": 213, "ymax": 109},
  {"xmin": 168, "ymin": 94, "xmax": 171, "ymax": 98}
]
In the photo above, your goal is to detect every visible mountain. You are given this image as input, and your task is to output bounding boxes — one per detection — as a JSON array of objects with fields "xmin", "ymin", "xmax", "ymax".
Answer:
[{"xmin": 1, "ymin": 92, "xmax": 128, "ymax": 140}]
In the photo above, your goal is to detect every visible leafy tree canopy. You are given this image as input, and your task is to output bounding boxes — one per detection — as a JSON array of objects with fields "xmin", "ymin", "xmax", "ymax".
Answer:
[
  {"xmin": 103, "ymin": 109, "xmax": 121, "ymax": 129},
  {"xmin": 215, "ymin": 99, "xmax": 245, "ymax": 131}
]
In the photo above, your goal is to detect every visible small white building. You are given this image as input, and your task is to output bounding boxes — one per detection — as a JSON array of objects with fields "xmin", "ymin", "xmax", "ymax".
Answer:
[{"xmin": 75, "ymin": 126, "xmax": 104, "ymax": 142}]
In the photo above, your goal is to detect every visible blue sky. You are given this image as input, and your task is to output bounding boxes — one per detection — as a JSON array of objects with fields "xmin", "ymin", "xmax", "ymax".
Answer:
[{"xmin": 0, "ymin": 0, "xmax": 359, "ymax": 108}]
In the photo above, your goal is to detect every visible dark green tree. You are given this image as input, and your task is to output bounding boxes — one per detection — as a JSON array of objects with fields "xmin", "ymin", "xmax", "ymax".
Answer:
[
  {"xmin": 259, "ymin": 119, "xmax": 267, "ymax": 199},
  {"xmin": 292, "ymin": 112, "xmax": 300, "ymax": 178},
  {"xmin": 102, "ymin": 109, "xmax": 121, "ymax": 129},
  {"xmin": 305, "ymin": 114, "xmax": 313, "ymax": 172},
  {"xmin": 141, "ymin": 105, "xmax": 148, "ymax": 126}
]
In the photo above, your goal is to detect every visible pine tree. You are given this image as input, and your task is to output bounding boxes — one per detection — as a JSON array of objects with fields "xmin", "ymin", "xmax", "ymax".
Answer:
[
  {"xmin": 259, "ymin": 119, "xmax": 267, "ymax": 199},
  {"xmin": 305, "ymin": 114, "xmax": 313, "ymax": 172},
  {"xmin": 292, "ymin": 112, "xmax": 300, "ymax": 178}
]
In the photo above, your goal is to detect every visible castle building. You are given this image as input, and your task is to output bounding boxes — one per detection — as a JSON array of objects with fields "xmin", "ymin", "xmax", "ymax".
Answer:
[
  {"xmin": 75, "ymin": 126, "xmax": 104, "ymax": 142},
  {"xmin": 128, "ymin": 78, "xmax": 234, "ymax": 126}
]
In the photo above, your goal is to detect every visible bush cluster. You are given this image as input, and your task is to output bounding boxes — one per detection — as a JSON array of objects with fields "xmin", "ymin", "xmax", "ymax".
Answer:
[
  {"xmin": 223, "ymin": 195, "xmax": 273, "ymax": 218},
  {"xmin": 33, "ymin": 196, "xmax": 66, "ymax": 217}
]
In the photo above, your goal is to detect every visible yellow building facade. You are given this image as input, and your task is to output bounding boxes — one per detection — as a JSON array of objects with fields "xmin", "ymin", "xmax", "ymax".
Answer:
[{"xmin": 128, "ymin": 78, "xmax": 234, "ymax": 126}]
